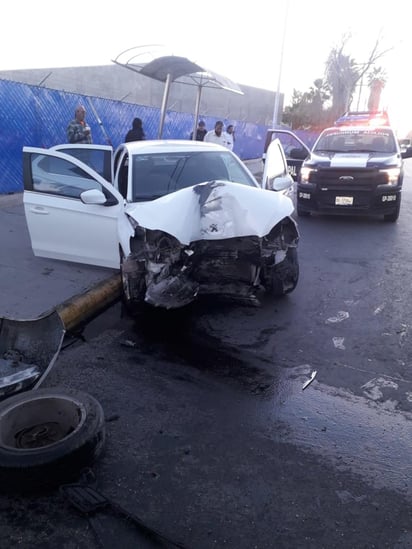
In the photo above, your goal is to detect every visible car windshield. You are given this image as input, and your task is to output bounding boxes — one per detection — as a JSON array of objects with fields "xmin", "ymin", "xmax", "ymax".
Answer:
[
  {"xmin": 313, "ymin": 129, "xmax": 397, "ymax": 154},
  {"xmin": 131, "ymin": 151, "xmax": 257, "ymax": 201}
]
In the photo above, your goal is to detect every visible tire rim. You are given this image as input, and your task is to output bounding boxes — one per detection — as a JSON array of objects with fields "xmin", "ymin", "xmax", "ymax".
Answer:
[
  {"xmin": 15, "ymin": 421, "xmax": 73, "ymax": 449},
  {"xmin": 0, "ymin": 395, "xmax": 86, "ymax": 450}
]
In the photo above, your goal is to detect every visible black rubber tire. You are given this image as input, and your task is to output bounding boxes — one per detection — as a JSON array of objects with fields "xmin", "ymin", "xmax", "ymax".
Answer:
[
  {"xmin": 120, "ymin": 252, "xmax": 146, "ymax": 315},
  {"xmin": 264, "ymin": 247, "xmax": 299, "ymax": 297},
  {"xmin": 0, "ymin": 388, "xmax": 105, "ymax": 494},
  {"xmin": 383, "ymin": 198, "xmax": 401, "ymax": 222}
]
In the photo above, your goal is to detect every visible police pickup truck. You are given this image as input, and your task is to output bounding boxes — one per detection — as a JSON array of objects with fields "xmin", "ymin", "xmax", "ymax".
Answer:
[{"xmin": 263, "ymin": 112, "xmax": 412, "ymax": 222}]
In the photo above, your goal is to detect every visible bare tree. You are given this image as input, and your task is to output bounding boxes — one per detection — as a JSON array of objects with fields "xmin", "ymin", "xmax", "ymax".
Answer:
[
  {"xmin": 325, "ymin": 32, "xmax": 392, "ymax": 119},
  {"xmin": 367, "ymin": 67, "xmax": 387, "ymax": 111}
]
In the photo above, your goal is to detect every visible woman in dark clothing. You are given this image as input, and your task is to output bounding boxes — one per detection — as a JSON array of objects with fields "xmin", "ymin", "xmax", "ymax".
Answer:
[{"xmin": 125, "ymin": 117, "xmax": 146, "ymax": 142}]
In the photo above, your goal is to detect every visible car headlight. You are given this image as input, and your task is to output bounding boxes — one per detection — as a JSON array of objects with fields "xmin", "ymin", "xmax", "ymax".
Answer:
[
  {"xmin": 380, "ymin": 167, "xmax": 401, "ymax": 185},
  {"xmin": 300, "ymin": 166, "xmax": 317, "ymax": 183}
]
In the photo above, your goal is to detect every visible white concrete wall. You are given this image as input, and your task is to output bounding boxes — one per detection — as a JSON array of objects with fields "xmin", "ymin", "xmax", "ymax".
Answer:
[{"xmin": 0, "ymin": 65, "xmax": 281, "ymax": 126}]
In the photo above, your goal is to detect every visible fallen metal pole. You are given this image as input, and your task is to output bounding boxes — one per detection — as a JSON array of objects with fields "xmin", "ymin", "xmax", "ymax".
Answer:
[{"xmin": 56, "ymin": 273, "xmax": 122, "ymax": 332}]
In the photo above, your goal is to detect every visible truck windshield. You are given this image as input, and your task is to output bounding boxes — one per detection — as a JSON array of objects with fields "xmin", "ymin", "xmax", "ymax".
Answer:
[{"xmin": 314, "ymin": 129, "xmax": 397, "ymax": 154}]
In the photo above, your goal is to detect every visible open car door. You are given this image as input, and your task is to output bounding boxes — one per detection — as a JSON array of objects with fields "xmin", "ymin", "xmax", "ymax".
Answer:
[
  {"xmin": 263, "ymin": 130, "xmax": 310, "ymax": 181},
  {"xmin": 23, "ymin": 146, "xmax": 124, "ymax": 269},
  {"xmin": 262, "ymin": 138, "xmax": 294, "ymax": 195}
]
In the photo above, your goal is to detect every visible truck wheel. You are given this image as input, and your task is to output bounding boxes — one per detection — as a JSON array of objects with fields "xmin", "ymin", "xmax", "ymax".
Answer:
[
  {"xmin": 383, "ymin": 199, "xmax": 401, "ymax": 222},
  {"xmin": 0, "ymin": 388, "xmax": 105, "ymax": 494}
]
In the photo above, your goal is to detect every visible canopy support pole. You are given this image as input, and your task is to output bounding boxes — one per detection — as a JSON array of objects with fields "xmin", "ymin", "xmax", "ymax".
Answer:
[
  {"xmin": 192, "ymin": 84, "xmax": 203, "ymax": 140},
  {"xmin": 158, "ymin": 73, "xmax": 172, "ymax": 139}
]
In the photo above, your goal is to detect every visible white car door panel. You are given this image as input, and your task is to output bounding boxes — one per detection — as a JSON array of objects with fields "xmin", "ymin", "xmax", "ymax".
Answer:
[{"xmin": 23, "ymin": 147, "xmax": 124, "ymax": 269}]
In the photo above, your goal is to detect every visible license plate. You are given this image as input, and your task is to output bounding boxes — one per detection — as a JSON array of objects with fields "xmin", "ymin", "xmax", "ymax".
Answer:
[{"xmin": 335, "ymin": 196, "xmax": 353, "ymax": 206}]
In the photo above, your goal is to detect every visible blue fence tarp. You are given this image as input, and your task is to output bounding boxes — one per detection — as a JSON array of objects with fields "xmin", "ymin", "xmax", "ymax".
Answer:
[{"xmin": 0, "ymin": 79, "xmax": 317, "ymax": 194}]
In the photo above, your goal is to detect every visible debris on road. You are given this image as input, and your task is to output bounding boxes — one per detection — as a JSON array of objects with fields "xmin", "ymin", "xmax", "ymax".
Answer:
[
  {"xmin": 326, "ymin": 311, "xmax": 349, "ymax": 324},
  {"xmin": 302, "ymin": 370, "xmax": 317, "ymax": 391},
  {"xmin": 0, "ymin": 310, "xmax": 65, "ymax": 399}
]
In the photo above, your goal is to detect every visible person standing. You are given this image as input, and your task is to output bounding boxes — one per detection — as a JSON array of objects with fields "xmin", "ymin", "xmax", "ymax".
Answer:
[
  {"xmin": 204, "ymin": 121, "xmax": 228, "ymax": 147},
  {"xmin": 225, "ymin": 124, "xmax": 235, "ymax": 151},
  {"xmin": 125, "ymin": 117, "xmax": 146, "ymax": 142},
  {"xmin": 190, "ymin": 120, "xmax": 207, "ymax": 141},
  {"xmin": 66, "ymin": 105, "xmax": 92, "ymax": 144}
]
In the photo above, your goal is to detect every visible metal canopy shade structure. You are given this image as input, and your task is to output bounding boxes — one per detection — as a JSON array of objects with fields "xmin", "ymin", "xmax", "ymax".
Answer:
[{"xmin": 112, "ymin": 45, "xmax": 244, "ymax": 139}]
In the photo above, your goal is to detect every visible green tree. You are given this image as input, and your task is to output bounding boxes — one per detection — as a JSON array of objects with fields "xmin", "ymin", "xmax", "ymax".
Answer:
[{"xmin": 282, "ymin": 80, "xmax": 329, "ymax": 130}]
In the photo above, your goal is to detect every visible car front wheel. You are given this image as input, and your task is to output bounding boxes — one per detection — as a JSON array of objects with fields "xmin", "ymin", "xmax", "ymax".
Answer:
[
  {"xmin": 120, "ymin": 251, "xmax": 146, "ymax": 314},
  {"xmin": 262, "ymin": 247, "xmax": 299, "ymax": 297}
]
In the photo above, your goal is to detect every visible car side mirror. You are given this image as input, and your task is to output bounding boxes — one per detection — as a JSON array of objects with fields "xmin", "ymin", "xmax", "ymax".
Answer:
[
  {"xmin": 266, "ymin": 173, "xmax": 294, "ymax": 194},
  {"xmin": 401, "ymin": 147, "xmax": 412, "ymax": 160},
  {"xmin": 80, "ymin": 189, "xmax": 107, "ymax": 205},
  {"xmin": 289, "ymin": 147, "xmax": 308, "ymax": 160}
]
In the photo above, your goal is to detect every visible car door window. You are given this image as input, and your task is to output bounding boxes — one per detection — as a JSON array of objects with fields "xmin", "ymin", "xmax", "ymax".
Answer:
[
  {"xmin": 32, "ymin": 153, "xmax": 104, "ymax": 198},
  {"xmin": 51, "ymin": 146, "xmax": 113, "ymax": 182}
]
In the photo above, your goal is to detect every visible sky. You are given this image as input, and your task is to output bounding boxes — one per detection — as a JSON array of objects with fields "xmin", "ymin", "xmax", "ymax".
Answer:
[{"xmin": 2, "ymin": 0, "xmax": 411, "ymax": 135}]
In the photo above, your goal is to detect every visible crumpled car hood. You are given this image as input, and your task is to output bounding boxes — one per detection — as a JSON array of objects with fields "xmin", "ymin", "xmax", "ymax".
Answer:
[{"xmin": 124, "ymin": 180, "xmax": 294, "ymax": 244}]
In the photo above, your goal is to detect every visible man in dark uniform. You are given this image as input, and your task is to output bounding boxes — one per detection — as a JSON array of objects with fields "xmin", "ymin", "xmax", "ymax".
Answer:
[{"xmin": 190, "ymin": 120, "xmax": 207, "ymax": 141}]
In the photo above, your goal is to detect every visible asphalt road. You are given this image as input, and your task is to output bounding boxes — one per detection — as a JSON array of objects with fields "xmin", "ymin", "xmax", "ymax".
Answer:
[{"xmin": 2, "ymin": 160, "xmax": 412, "ymax": 548}]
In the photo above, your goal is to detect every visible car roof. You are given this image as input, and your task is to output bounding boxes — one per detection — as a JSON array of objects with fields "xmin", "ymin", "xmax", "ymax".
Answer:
[{"xmin": 120, "ymin": 139, "xmax": 229, "ymax": 154}]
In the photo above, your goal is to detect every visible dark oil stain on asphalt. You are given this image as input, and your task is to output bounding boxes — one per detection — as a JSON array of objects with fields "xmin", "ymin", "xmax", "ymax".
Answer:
[{"xmin": 129, "ymin": 300, "xmax": 277, "ymax": 397}]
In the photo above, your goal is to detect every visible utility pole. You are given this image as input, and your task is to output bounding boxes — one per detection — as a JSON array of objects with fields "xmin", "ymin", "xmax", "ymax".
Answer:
[{"xmin": 272, "ymin": 0, "xmax": 289, "ymax": 128}]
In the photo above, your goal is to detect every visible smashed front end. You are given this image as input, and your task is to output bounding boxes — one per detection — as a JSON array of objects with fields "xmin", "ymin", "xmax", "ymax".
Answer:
[{"xmin": 122, "ymin": 181, "xmax": 299, "ymax": 310}]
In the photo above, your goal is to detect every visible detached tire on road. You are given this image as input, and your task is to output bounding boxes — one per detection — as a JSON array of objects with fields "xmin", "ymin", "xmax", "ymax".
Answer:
[{"xmin": 0, "ymin": 388, "xmax": 105, "ymax": 493}]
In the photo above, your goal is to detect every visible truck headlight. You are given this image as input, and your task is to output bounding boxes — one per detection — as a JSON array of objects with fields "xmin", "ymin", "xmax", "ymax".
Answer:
[
  {"xmin": 380, "ymin": 168, "xmax": 401, "ymax": 185},
  {"xmin": 300, "ymin": 167, "xmax": 316, "ymax": 183}
]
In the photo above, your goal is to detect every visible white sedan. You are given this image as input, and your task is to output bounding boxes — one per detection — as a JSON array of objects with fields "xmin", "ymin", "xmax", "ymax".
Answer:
[{"xmin": 23, "ymin": 139, "xmax": 299, "ymax": 310}]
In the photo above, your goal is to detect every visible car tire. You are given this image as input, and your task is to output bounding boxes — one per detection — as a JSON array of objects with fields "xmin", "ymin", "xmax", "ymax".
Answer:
[
  {"xmin": 383, "ymin": 198, "xmax": 401, "ymax": 222},
  {"xmin": 263, "ymin": 247, "xmax": 299, "ymax": 297},
  {"xmin": 0, "ymin": 388, "xmax": 105, "ymax": 494},
  {"xmin": 120, "ymin": 251, "xmax": 146, "ymax": 315}
]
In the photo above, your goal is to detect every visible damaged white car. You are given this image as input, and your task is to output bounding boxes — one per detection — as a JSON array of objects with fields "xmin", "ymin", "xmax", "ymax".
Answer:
[{"xmin": 22, "ymin": 140, "xmax": 299, "ymax": 310}]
